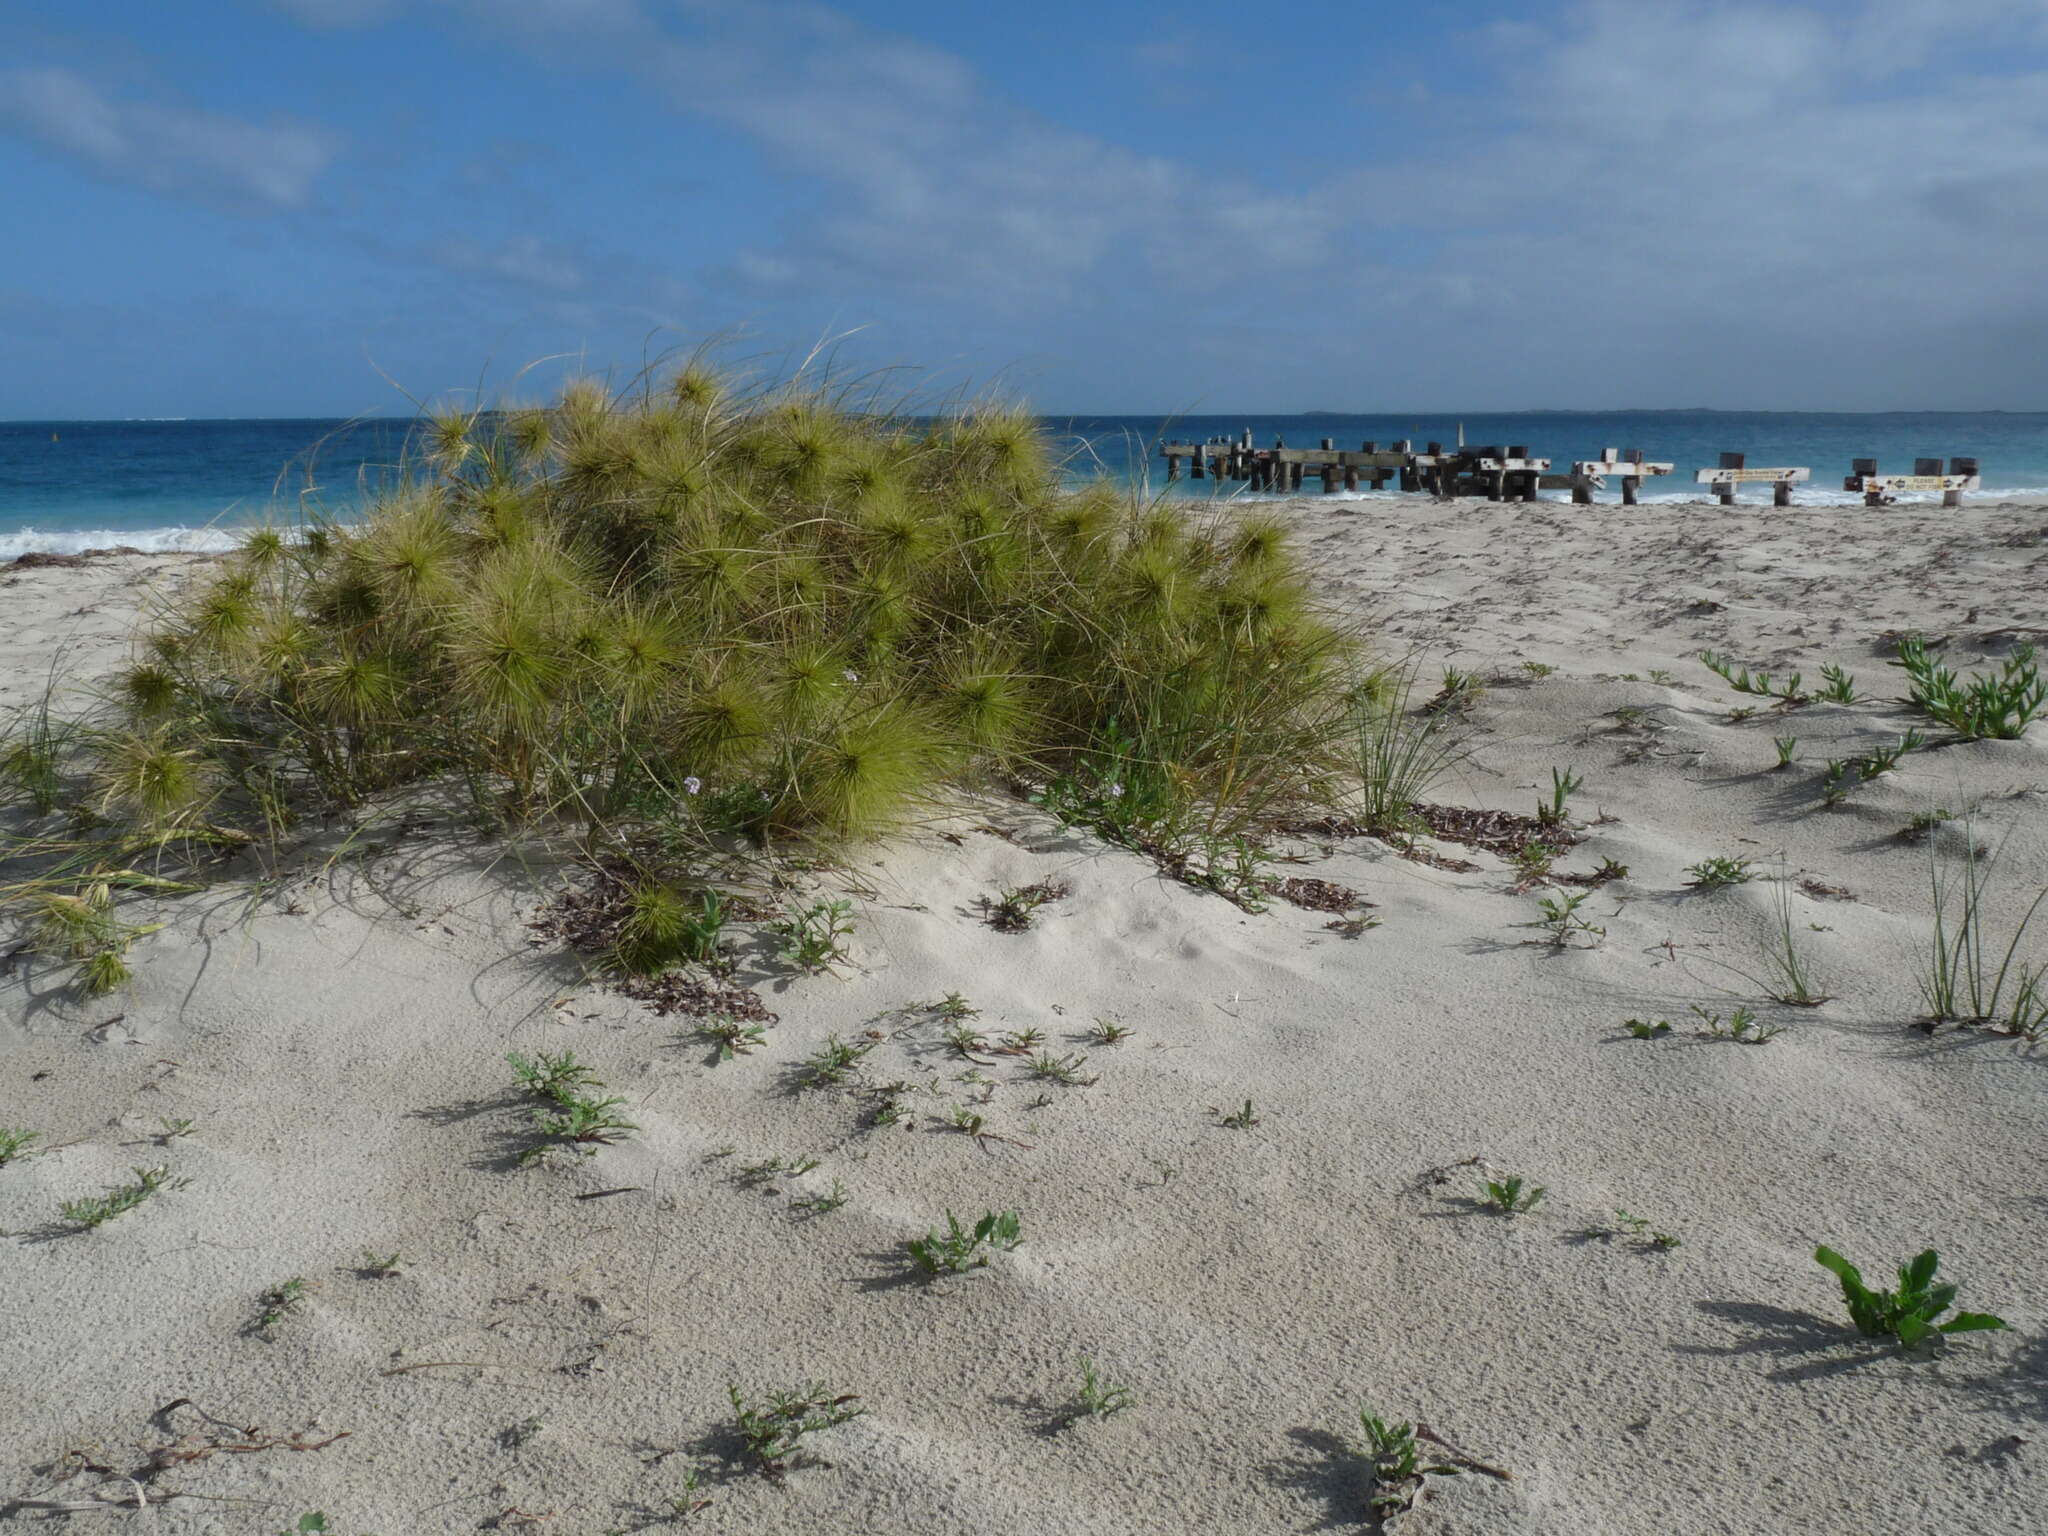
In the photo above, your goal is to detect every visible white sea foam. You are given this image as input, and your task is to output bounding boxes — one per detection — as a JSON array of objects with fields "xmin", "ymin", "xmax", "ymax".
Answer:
[{"xmin": 0, "ymin": 525, "xmax": 245, "ymax": 559}]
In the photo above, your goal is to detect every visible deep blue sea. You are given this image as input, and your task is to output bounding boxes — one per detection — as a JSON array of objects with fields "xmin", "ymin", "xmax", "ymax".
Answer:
[{"xmin": 6, "ymin": 412, "xmax": 2048, "ymax": 557}]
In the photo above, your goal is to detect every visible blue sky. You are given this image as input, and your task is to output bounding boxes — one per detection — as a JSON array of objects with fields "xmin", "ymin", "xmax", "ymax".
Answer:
[{"xmin": 3, "ymin": 0, "xmax": 2046, "ymax": 417}]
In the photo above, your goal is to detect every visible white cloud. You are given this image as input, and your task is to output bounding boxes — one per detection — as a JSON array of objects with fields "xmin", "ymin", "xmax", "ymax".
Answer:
[
  {"xmin": 0, "ymin": 66, "xmax": 339, "ymax": 210},
  {"xmin": 430, "ymin": 231, "xmax": 586, "ymax": 291},
  {"xmin": 257, "ymin": 0, "xmax": 2048, "ymax": 405}
]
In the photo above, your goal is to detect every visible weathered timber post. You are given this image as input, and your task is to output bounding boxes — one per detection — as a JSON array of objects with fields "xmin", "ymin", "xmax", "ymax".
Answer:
[
  {"xmin": 1344, "ymin": 465, "xmax": 1360, "ymax": 491},
  {"xmin": 1854, "ymin": 457, "xmax": 1881, "ymax": 507},
  {"xmin": 1947, "ymin": 457, "xmax": 1978, "ymax": 508},
  {"xmin": 1716, "ymin": 452, "xmax": 1744, "ymax": 507},
  {"xmin": 1289, "ymin": 461, "xmax": 1305, "ymax": 492},
  {"xmin": 1321, "ymin": 463, "xmax": 1338, "ymax": 493},
  {"xmin": 1190, "ymin": 444, "xmax": 1204, "ymax": 479},
  {"xmin": 1166, "ymin": 453, "xmax": 1181, "ymax": 481},
  {"xmin": 1622, "ymin": 447, "xmax": 1642, "ymax": 506}
]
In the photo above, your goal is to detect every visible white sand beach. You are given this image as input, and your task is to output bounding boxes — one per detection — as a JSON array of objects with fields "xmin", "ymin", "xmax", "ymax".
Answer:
[{"xmin": 3, "ymin": 496, "xmax": 2045, "ymax": 1535}]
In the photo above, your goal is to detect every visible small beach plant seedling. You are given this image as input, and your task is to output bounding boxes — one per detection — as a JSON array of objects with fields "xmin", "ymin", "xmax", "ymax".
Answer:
[
  {"xmin": 1582, "ymin": 1210, "xmax": 1681, "ymax": 1250},
  {"xmin": 1891, "ymin": 636, "xmax": 2044, "ymax": 740},
  {"xmin": 941, "ymin": 1020, "xmax": 991, "ymax": 1057},
  {"xmin": 524, "ymin": 1092, "xmax": 638, "ymax": 1163},
  {"xmin": 156, "ymin": 1116, "xmax": 197, "ymax": 1142},
  {"xmin": 923, "ymin": 991, "xmax": 978, "ymax": 1021},
  {"xmin": 1854, "ymin": 729, "xmax": 1925, "ymax": 780},
  {"xmin": 1430, "ymin": 666, "xmax": 1485, "ymax": 713},
  {"xmin": 1919, "ymin": 824, "xmax": 2048, "ymax": 1037},
  {"xmin": 1356, "ymin": 1410, "xmax": 1459, "ymax": 1516},
  {"xmin": 737, "ymin": 1153, "xmax": 823, "ymax": 1187},
  {"xmin": 1774, "ymin": 736, "xmax": 1800, "ymax": 768},
  {"xmin": 358, "ymin": 1249, "xmax": 403, "ymax": 1278},
  {"xmin": 1699, "ymin": 650, "xmax": 1806, "ymax": 704},
  {"xmin": 1529, "ymin": 889, "xmax": 1605, "ymax": 948},
  {"xmin": 771, "ymin": 898, "xmax": 855, "ymax": 973},
  {"xmin": 798, "ymin": 1034, "xmax": 874, "ymax": 1089},
  {"xmin": 980, "ymin": 880, "xmax": 1070, "ymax": 933},
  {"xmin": 996, "ymin": 1026, "xmax": 1046, "ymax": 1053},
  {"xmin": 791, "ymin": 1179, "xmax": 849, "ymax": 1216},
  {"xmin": 1537, "ymin": 766, "xmax": 1583, "ymax": 829},
  {"xmin": 0, "ymin": 1127, "xmax": 39, "ymax": 1167},
  {"xmin": 1520, "ymin": 660, "xmax": 1556, "ymax": 679},
  {"xmin": 1816, "ymin": 663, "xmax": 1860, "ymax": 704},
  {"xmin": 1479, "ymin": 1175, "xmax": 1545, "ymax": 1214},
  {"xmin": 1213, "ymin": 1098, "xmax": 1261, "ymax": 1129},
  {"xmin": 1072, "ymin": 1357, "xmax": 1136, "ymax": 1422},
  {"xmin": 1692, "ymin": 1003, "xmax": 1779, "ymax": 1043},
  {"xmin": 1902, "ymin": 807, "xmax": 1954, "ymax": 840},
  {"xmin": 1646, "ymin": 668, "xmax": 1674, "ymax": 686},
  {"xmin": 1813, "ymin": 1246, "xmax": 2008, "ymax": 1348},
  {"xmin": 1728, "ymin": 706, "xmax": 1757, "ymax": 723},
  {"xmin": 255, "ymin": 1276, "xmax": 314, "ymax": 1334},
  {"xmin": 1086, "ymin": 1017, "xmax": 1134, "ymax": 1045},
  {"xmin": 1820, "ymin": 758, "xmax": 1854, "ymax": 806},
  {"xmin": 1611, "ymin": 705, "xmax": 1650, "ymax": 731},
  {"xmin": 1178, "ymin": 833, "xmax": 1273, "ymax": 912},
  {"xmin": 1025, "ymin": 1050, "xmax": 1094, "ymax": 1085},
  {"xmin": 695, "ymin": 1015, "xmax": 769, "ymax": 1060},
  {"xmin": 906, "ymin": 1208, "xmax": 1022, "ymax": 1276},
  {"xmin": 1685, "ymin": 856, "xmax": 1755, "ymax": 889},
  {"xmin": 727, "ymin": 1381, "xmax": 865, "ymax": 1476},
  {"xmin": 1622, "ymin": 1018, "xmax": 1672, "ymax": 1039},
  {"xmin": 507, "ymin": 1049, "xmax": 600, "ymax": 1102},
  {"xmin": 1511, "ymin": 841, "xmax": 1558, "ymax": 885},
  {"xmin": 59, "ymin": 1163, "xmax": 182, "ymax": 1229}
]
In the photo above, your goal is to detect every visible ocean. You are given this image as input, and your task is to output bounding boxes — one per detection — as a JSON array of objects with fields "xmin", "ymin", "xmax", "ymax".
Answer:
[{"xmin": 6, "ymin": 411, "xmax": 2048, "ymax": 558}]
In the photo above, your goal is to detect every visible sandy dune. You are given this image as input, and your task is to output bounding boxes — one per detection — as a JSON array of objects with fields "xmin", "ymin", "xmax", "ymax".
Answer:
[{"xmin": 2, "ymin": 497, "xmax": 2044, "ymax": 1534}]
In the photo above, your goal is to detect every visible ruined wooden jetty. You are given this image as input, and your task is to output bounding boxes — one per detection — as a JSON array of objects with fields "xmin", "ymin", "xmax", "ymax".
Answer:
[
  {"xmin": 1159, "ymin": 435, "xmax": 1554, "ymax": 501},
  {"xmin": 1161, "ymin": 438, "xmax": 1987, "ymax": 509},
  {"xmin": 1844, "ymin": 457, "xmax": 1980, "ymax": 508}
]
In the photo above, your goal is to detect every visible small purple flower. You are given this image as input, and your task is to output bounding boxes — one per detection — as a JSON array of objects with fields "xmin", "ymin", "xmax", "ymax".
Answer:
[
  {"xmin": 842, "ymin": 668, "xmax": 860, "ymax": 684},
  {"xmin": 1108, "ymin": 782, "xmax": 1124, "ymax": 799},
  {"xmin": 683, "ymin": 776, "xmax": 702, "ymax": 796}
]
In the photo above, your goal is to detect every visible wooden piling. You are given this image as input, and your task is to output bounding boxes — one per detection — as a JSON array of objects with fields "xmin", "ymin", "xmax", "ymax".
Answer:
[
  {"xmin": 1716, "ymin": 452, "xmax": 1743, "ymax": 507},
  {"xmin": 1853, "ymin": 457, "xmax": 1881, "ymax": 507},
  {"xmin": 1947, "ymin": 457, "xmax": 1978, "ymax": 508}
]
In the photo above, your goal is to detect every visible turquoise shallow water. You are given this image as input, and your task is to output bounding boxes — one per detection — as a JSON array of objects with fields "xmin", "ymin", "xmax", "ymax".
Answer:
[{"xmin": 5, "ymin": 411, "xmax": 2047, "ymax": 556}]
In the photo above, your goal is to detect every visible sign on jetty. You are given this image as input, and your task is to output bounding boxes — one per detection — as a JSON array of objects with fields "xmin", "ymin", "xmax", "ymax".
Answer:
[
  {"xmin": 1567, "ymin": 449, "xmax": 1674, "ymax": 506},
  {"xmin": 1693, "ymin": 452, "xmax": 1811, "ymax": 507},
  {"xmin": 1844, "ymin": 457, "xmax": 1980, "ymax": 508}
]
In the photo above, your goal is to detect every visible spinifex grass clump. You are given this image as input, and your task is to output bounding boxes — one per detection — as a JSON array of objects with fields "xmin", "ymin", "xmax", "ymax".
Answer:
[{"xmin": 4, "ymin": 361, "xmax": 1363, "ymax": 895}]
